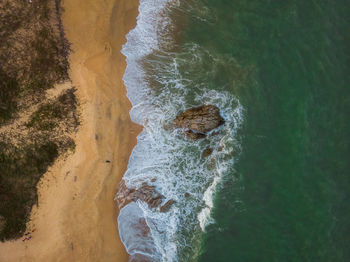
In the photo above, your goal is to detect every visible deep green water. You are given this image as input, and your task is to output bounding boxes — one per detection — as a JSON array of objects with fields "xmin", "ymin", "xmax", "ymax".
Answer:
[{"xmin": 176, "ymin": 0, "xmax": 350, "ymax": 261}]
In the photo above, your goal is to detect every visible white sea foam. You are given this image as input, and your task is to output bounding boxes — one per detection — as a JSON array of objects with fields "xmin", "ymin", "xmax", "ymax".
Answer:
[
  {"xmin": 117, "ymin": 0, "xmax": 243, "ymax": 261},
  {"xmin": 118, "ymin": 202, "xmax": 160, "ymax": 260}
]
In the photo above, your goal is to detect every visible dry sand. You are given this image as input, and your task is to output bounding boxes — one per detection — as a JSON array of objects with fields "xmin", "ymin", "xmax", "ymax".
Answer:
[{"xmin": 0, "ymin": 0, "xmax": 141, "ymax": 261}]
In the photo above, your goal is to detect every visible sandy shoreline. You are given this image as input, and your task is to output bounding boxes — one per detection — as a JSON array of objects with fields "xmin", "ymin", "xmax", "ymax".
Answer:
[{"xmin": 0, "ymin": 0, "xmax": 140, "ymax": 261}]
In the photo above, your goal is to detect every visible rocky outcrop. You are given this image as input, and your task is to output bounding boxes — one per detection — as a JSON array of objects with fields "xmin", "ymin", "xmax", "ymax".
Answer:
[
  {"xmin": 202, "ymin": 147, "xmax": 213, "ymax": 158},
  {"xmin": 116, "ymin": 181, "xmax": 164, "ymax": 209},
  {"xmin": 184, "ymin": 130, "xmax": 206, "ymax": 140},
  {"xmin": 159, "ymin": 200, "xmax": 176, "ymax": 213},
  {"xmin": 174, "ymin": 105, "xmax": 224, "ymax": 139},
  {"xmin": 117, "ymin": 181, "xmax": 176, "ymax": 213}
]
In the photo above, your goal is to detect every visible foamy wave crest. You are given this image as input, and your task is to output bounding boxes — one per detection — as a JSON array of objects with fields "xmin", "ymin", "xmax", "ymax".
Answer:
[
  {"xmin": 122, "ymin": 0, "xmax": 179, "ymax": 120},
  {"xmin": 118, "ymin": 1, "xmax": 243, "ymax": 261}
]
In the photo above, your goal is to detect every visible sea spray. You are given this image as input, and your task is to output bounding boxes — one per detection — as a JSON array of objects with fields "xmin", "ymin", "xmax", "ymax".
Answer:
[{"xmin": 117, "ymin": 0, "xmax": 244, "ymax": 261}]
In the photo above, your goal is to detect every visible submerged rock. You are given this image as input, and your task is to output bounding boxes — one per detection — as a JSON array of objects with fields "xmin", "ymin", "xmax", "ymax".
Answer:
[
  {"xmin": 159, "ymin": 200, "xmax": 176, "ymax": 213},
  {"xmin": 184, "ymin": 130, "xmax": 206, "ymax": 140},
  {"xmin": 174, "ymin": 105, "xmax": 225, "ymax": 134},
  {"xmin": 130, "ymin": 253, "xmax": 154, "ymax": 262},
  {"xmin": 202, "ymin": 147, "xmax": 213, "ymax": 158},
  {"xmin": 209, "ymin": 131, "xmax": 221, "ymax": 137}
]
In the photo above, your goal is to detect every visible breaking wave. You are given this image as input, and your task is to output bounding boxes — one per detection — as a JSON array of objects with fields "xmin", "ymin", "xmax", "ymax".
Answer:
[{"xmin": 116, "ymin": 0, "xmax": 243, "ymax": 261}]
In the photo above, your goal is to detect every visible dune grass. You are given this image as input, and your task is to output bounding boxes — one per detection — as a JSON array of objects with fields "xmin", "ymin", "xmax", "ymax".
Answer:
[{"xmin": 0, "ymin": 0, "xmax": 78, "ymax": 241}]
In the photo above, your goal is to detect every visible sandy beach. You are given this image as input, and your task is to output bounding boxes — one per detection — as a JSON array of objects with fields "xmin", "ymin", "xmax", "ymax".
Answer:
[{"xmin": 0, "ymin": 0, "xmax": 140, "ymax": 261}]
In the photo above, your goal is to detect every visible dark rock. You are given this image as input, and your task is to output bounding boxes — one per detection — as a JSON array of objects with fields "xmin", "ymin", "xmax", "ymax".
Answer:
[
  {"xmin": 174, "ymin": 105, "xmax": 225, "ymax": 134},
  {"xmin": 116, "ymin": 181, "xmax": 164, "ymax": 210},
  {"xmin": 159, "ymin": 200, "xmax": 176, "ymax": 213},
  {"xmin": 184, "ymin": 130, "xmax": 206, "ymax": 140},
  {"xmin": 163, "ymin": 123, "xmax": 175, "ymax": 131},
  {"xmin": 148, "ymin": 195, "xmax": 163, "ymax": 208},
  {"xmin": 202, "ymin": 148, "xmax": 213, "ymax": 158},
  {"xmin": 209, "ymin": 131, "xmax": 220, "ymax": 137}
]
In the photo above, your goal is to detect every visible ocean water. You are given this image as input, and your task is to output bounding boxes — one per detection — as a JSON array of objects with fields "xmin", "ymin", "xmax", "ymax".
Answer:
[{"xmin": 117, "ymin": 0, "xmax": 350, "ymax": 261}]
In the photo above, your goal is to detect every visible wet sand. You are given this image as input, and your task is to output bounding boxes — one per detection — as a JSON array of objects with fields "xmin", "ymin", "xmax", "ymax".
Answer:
[{"xmin": 0, "ymin": 0, "xmax": 140, "ymax": 261}]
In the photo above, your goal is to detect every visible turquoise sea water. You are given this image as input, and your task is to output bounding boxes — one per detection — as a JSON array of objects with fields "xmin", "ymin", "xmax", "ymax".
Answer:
[{"xmin": 119, "ymin": 0, "xmax": 350, "ymax": 261}]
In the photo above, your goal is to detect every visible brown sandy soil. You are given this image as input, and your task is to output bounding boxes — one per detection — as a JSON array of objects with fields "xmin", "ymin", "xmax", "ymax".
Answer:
[{"xmin": 0, "ymin": 0, "xmax": 141, "ymax": 261}]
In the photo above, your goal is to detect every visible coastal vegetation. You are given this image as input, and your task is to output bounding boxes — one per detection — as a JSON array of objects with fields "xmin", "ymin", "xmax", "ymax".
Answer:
[{"xmin": 0, "ymin": 0, "xmax": 78, "ymax": 241}]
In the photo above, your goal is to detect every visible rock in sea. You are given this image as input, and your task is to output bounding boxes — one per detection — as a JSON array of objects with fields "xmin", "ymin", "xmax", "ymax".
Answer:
[
  {"xmin": 202, "ymin": 147, "xmax": 213, "ymax": 158},
  {"xmin": 159, "ymin": 200, "xmax": 177, "ymax": 213},
  {"xmin": 174, "ymin": 105, "xmax": 225, "ymax": 139},
  {"xmin": 117, "ymin": 181, "xmax": 176, "ymax": 213}
]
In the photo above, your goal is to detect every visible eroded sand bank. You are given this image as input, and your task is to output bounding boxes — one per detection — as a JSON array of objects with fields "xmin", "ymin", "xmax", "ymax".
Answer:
[{"xmin": 0, "ymin": 0, "xmax": 140, "ymax": 261}]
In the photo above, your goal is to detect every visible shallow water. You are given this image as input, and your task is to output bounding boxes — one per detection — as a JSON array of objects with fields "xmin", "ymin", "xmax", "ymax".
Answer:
[{"xmin": 117, "ymin": 0, "xmax": 350, "ymax": 261}]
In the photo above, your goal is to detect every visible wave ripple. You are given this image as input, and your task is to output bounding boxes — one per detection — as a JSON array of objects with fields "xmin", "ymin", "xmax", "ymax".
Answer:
[{"xmin": 117, "ymin": 0, "xmax": 243, "ymax": 261}]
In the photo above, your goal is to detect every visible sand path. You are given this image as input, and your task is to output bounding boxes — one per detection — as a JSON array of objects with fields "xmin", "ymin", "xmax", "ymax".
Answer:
[{"xmin": 0, "ymin": 0, "xmax": 140, "ymax": 261}]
